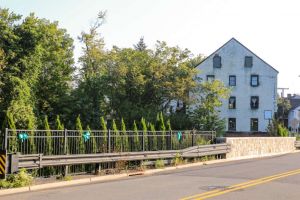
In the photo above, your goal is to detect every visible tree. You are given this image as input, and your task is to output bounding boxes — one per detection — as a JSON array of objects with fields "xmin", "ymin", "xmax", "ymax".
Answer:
[
  {"xmin": 44, "ymin": 116, "xmax": 53, "ymax": 155},
  {"xmin": 133, "ymin": 120, "xmax": 140, "ymax": 151},
  {"xmin": 112, "ymin": 119, "xmax": 121, "ymax": 152},
  {"xmin": 75, "ymin": 115, "xmax": 85, "ymax": 154},
  {"xmin": 86, "ymin": 125, "xmax": 97, "ymax": 153},
  {"xmin": 121, "ymin": 118, "xmax": 129, "ymax": 152},
  {"xmin": 55, "ymin": 115, "xmax": 64, "ymax": 130},
  {"xmin": 0, "ymin": 9, "xmax": 74, "ymax": 128},
  {"xmin": 149, "ymin": 123, "xmax": 157, "ymax": 151},
  {"xmin": 276, "ymin": 97, "xmax": 291, "ymax": 126},
  {"xmin": 100, "ymin": 116, "xmax": 107, "ymax": 152},
  {"xmin": 5, "ymin": 112, "xmax": 17, "ymax": 152},
  {"xmin": 190, "ymin": 80, "xmax": 230, "ymax": 135},
  {"xmin": 157, "ymin": 112, "xmax": 166, "ymax": 150},
  {"xmin": 141, "ymin": 117, "xmax": 148, "ymax": 151},
  {"xmin": 134, "ymin": 37, "xmax": 147, "ymax": 51}
]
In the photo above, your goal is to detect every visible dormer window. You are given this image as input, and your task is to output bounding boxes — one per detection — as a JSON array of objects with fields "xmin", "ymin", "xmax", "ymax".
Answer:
[
  {"xmin": 245, "ymin": 56, "xmax": 253, "ymax": 67},
  {"xmin": 213, "ymin": 54, "xmax": 222, "ymax": 68}
]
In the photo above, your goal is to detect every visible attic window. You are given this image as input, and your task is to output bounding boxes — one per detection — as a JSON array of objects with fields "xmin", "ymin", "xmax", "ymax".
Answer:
[
  {"xmin": 213, "ymin": 54, "xmax": 222, "ymax": 68},
  {"xmin": 245, "ymin": 56, "xmax": 253, "ymax": 67}
]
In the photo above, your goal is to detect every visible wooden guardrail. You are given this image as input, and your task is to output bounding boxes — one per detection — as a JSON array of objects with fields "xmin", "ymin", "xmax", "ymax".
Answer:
[
  {"xmin": 8, "ymin": 144, "xmax": 230, "ymax": 173},
  {"xmin": 295, "ymin": 141, "xmax": 300, "ymax": 149}
]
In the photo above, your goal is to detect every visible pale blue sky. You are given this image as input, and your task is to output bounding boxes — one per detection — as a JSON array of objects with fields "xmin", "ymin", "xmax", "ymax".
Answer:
[{"xmin": 1, "ymin": 0, "xmax": 300, "ymax": 94}]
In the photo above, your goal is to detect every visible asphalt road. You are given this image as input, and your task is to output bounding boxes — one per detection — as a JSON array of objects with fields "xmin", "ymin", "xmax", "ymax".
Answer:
[{"xmin": 3, "ymin": 152, "xmax": 300, "ymax": 200}]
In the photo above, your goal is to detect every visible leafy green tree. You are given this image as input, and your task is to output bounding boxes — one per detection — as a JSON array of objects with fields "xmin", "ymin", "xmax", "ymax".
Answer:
[
  {"xmin": 158, "ymin": 112, "xmax": 166, "ymax": 150},
  {"xmin": 0, "ymin": 9, "xmax": 74, "ymax": 128},
  {"xmin": 121, "ymin": 118, "xmax": 129, "ymax": 152},
  {"xmin": 190, "ymin": 80, "xmax": 230, "ymax": 136},
  {"xmin": 141, "ymin": 117, "xmax": 148, "ymax": 151},
  {"xmin": 100, "ymin": 116, "xmax": 107, "ymax": 152},
  {"xmin": 55, "ymin": 115, "xmax": 64, "ymax": 130},
  {"xmin": 276, "ymin": 97, "xmax": 291, "ymax": 126},
  {"xmin": 75, "ymin": 115, "xmax": 85, "ymax": 154},
  {"xmin": 44, "ymin": 115, "xmax": 55, "ymax": 175},
  {"xmin": 112, "ymin": 119, "xmax": 121, "ymax": 152},
  {"xmin": 44, "ymin": 116, "xmax": 52, "ymax": 155},
  {"xmin": 133, "ymin": 120, "xmax": 140, "ymax": 151},
  {"xmin": 149, "ymin": 123, "xmax": 157, "ymax": 151},
  {"xmin": 5, "ymin": 112, "xmax": 18, "ymax": 152}
]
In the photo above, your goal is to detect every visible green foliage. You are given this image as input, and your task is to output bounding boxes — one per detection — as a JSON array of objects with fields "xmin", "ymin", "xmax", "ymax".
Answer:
[
  {"xmin": 276, "ymin": 97, "xmax": 291, "ymax": 122},
  {"xmin": 100, "ymin": 116, "xmax": 107, "ymax": 152},
  {"xmin": 44, "ymin": 116, "xmax": 52, "ymax": 155},
  {"xmin": 149, "ymin": 123, "xmax": 157, "ymax": 151},
  {"xmin": 190, "ymin": 80, "xmax": 229, "ymax": 135},
  {"xmin": 0, "ymin": 9, "xmax": 74, "ymax": 129},
  {"xmin": 155, "ymin": 159, "xmax": 165, "ymax": 169},
  {"xmin": 157, "ymin": 112, "xmax": 166, "ymax": 150},
  {"xmin": 55, "ymin": 115, "xmax": 64, "ymax": 130},
  {"xmin": 278, "ymin": 123, "xmax": 289, "ymax": 137},
  {"xmin": 141, "ymin": 117, "xmax": 148, "ymax": 151},
  {"xmin": 87, "ymin": 125, "xmax": 97, "ymax": 153},
  {"xmin": 121, "ymin": 118, "xmax": 129, "ymax": 152},
  {"xmin": 267, "ymin": 118, "xmax": 289, "ymax": 137},
  {"xmin": 112, "ymin": 119, "xmax": 121, "ymax": 152},
  {"xmin": 133, "ymin": 120, "xmax": 140, "ymax": 151},
  {"xmin": 75, "ymin": 115, "xmax": 85, "ymax": 154},
  {"xmin": 5, "ymin": 112, "xmax": 17, "ymax": 152},
  {"xmin": 0, "ymin": 169, "xmax": 33, "ymax": 189},
  {"xmin": 173, "ymin": 153, "xmax": 183, "ymax": 166}
]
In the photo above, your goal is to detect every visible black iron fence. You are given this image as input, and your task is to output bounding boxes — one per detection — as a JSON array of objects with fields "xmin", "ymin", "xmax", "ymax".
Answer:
[
  {"xmin": 2, "ymin": 129, "xmax": 215, "ymax": 155},
  {"xmin": 0, "ymin": 129, "xmax": 216, "ymax": 177}
]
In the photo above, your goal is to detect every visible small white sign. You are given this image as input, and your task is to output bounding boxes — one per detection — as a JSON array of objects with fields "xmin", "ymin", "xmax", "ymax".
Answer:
[{"xmin": 264, "ymin": 110, "xmax": 272, "ymax": 120}]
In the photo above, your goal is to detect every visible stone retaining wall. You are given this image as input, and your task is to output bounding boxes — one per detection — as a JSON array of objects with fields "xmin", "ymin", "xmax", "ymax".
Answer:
[{"xmin": 225, "ymin": 137, "xmax": 296, "ymax": 159}]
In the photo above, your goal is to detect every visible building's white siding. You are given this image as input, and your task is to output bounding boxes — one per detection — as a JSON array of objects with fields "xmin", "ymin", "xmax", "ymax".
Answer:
[{"xmin": 195, "ymin": 38, "xmax": 278, "ymax": 132}]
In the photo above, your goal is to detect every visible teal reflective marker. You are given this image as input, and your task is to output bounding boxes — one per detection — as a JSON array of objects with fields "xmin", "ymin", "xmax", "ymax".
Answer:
[
  {"xmin": 83, "ymin": 131, "xmax": 91, "ymax": 142},
  {"xmin": 18, "ymin": 132, "xmax": 29, "ymax": 142}
]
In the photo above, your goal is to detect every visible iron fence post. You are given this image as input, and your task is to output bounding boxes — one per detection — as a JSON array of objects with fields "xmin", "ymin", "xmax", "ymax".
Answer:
[
  {"xmin": 4, "ymin": 128, "xmax": 8, "ymax": 150},
  {"xmin": 170, "ymin": 130, "xmax": 172, "ymax": 150},
  {"xmin": 108, "ymin": 129, "xmax": 111, "ymax": 153},
  {"xmin": 63, "ymin": 129, "xmax": 68, "ymax": 176},
  {"xmin": 64, "ymin": 129, "xmax": 68, "ymax": 154},
  {"xmin": 142, "ymin": 131, "xmax": 145, "ymax": 152},
  {"xmin": 192, "ymin": 130, "xmax": 195, "ymax": 146}
]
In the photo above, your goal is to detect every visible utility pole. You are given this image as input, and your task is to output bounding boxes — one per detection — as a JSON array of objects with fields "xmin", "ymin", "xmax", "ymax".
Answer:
[{"xmin": 277, "ymin": 88, "xmax": 289, "ymax": 98}]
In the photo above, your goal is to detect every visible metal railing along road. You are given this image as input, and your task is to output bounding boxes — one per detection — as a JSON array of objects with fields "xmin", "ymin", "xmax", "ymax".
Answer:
[
  {"xmin": 9, "ymin": 143, "xmax": 230, "ymax": 173},
  {"xmin": 3, "ymin": 129, "xmax": 216, "ymax": 155}
]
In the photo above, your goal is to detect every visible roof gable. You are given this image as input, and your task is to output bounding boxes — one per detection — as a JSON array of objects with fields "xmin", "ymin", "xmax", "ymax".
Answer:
[{"xmin": 196, "ymin": 37, "xmax": 279, "ymax": 73}]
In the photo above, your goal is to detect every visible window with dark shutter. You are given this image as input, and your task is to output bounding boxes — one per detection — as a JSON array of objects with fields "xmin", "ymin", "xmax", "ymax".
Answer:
[
  {"xmin": 213, "ymin": 54, "xmax": 221, "ymax": 68},
  {"xmin": 250, "ymin": 96, "xmax": 259, "ymax": 109},
  {"xmin": 229, "ymin": 96, "xmax": 236, "ymax": 109},
  {"xmin": 228, "ymin": 118, "xmax": 236, "ymax": 131},
  {"xmin": 250, "ymin": 118, "xmax": 258, "ymax": 131},
  {"xmin": 245, "ymin": 56, "xmax": 253, "ymax": 67}
]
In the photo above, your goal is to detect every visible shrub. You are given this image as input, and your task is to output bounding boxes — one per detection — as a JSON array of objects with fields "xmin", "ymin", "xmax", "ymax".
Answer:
[
  {"xmin": 173, "ymin": 153, "xmax": 183, "ymax": 166},
  {"xmin": 0, "ymin": 169, "xmax": 33, "ymax": 189},
  {"xmin": 155, "ymin": 159, "xmax": 165, "ymax": 169}
]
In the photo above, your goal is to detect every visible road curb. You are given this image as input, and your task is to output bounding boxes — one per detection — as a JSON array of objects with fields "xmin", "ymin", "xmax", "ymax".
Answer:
[{"xmin": 1, "ymin": 150, "xmax": 299, "ymax": 196}]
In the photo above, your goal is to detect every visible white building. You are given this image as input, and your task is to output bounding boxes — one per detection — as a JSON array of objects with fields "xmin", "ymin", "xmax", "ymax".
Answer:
[
  {"xmin": 287, "ymin": 94, "xmax": 300, "ymax": 132},
  {"xmin": 195, "ymin": 38, "xmax": 278, "ymax": 132}
]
